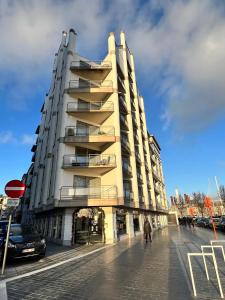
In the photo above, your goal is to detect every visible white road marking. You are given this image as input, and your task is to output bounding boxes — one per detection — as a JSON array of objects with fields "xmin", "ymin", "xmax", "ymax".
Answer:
[{"xmin": 0, "ymin": 281, "xmax": 7, "ymax": 300}]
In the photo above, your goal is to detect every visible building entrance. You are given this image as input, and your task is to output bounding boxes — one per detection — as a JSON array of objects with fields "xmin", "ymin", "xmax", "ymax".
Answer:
[{"xmin": 72, "ymin": 208, "xmax": 104, "ymax": 245}]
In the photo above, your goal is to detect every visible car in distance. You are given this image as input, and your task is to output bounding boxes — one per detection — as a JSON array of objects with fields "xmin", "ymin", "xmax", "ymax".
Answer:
[
  {"xmin": 0, "ymin": 224, "xmax": 46, "ymax": 260},
  {"xmin": 209, "ymin": 217, "xmax": 221, "ymax": 229},
  {"xmin": 218, "ymin": 216, "xmax": 225, "ymax": 232}
]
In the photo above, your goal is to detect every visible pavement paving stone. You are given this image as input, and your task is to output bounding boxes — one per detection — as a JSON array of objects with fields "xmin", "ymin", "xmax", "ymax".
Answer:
[{"xmin": 5, "ymin": 226, "xmax": 225, "ymax": 299}]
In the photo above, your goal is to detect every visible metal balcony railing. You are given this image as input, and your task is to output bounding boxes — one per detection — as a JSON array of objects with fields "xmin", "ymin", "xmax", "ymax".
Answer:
[
  {"xmin": 119, "ymin": 94, "xmax": 128, "ymax": 114},
  {"xmin": 124, "ymin": 190, "xmax": 134, "ymax": 202},
  {"xmin": 121, "ymin": 135, "xmax": 130, "ymax": 153},
  {"xmin": 65, "ymin": 126, "xmax": 115, "ymax": 137},
  {"xmin": 139, "ymin": 196, "xmax": 145, "ymax": 204},
  {"xmin": 135, "ymin": 152, "xmax": 141, "ymax": 163},
  {"xmin": 122, "ymin": 162, "xmax": 132, "ymax": 175},
  {"xmin": 120, "ymin": 115, "xmax": 129, "ymax": 130},
  {"xmin": 60, "ymin": 185, "xmax": 117, "ymax": 200},
  {"xmin": 154, "ymin": 183, "xmax": 161, "ymax": 193},
  {"xmin": 63, "ymin": 154, "xmax": 116, "ymax": 168},
  {"xmin": 133, "ymin": 133, "xmax": 139, "ymax": 144},
  {"xmin": 153, "ymin": 170, "xmax": 161, "ymax": 181},
  {"xmin": 137, "ymin": 173, "xmax": 143, "ymax": 182},
  {"xmin": 67, "ymin": 101, "xmax": 114, "ymax": 112},
  {"xmin": 69, "ymin": 80, "xmax": 113, "ymax": 89},
  {"xmin": 71, "ymin": 61, "xmax": 112, "ymax": 69}
]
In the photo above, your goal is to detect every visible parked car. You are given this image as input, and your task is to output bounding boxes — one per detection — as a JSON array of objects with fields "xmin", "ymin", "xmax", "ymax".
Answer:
[
  {"xmin": 196, "ymin": 217, "xmax": 210, "ymax": 228},
  {"xmin": 209, "ymin": 217, "xmax": 221, "ymax": 229},
  {"xmin": 218, "ymin": 216, "xmax": 225, "ymax": 232},
  {"xmin": 0, "ymin": 224, "xmax": 46, "ymax": 260}
]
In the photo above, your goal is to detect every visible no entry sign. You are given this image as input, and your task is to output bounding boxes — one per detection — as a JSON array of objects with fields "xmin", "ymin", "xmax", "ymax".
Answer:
[{"xmin": 4, "ymin": 180, "xmax": 26, "ymax": 198}]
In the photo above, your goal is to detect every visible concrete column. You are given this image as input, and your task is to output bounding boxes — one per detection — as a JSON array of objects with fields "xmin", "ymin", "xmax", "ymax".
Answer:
[
  {"xmin": 139, "ymin": 214, "xmax": 144, "ymax": 233},
  {"xmin": 126, "ymin": 212, "xmax": 135, "ymax": 238},
  {"xmin": 62, "ymin": 208, "xmax": 73, "ymax": 246},
  {"xmin": 103, "ymin": 207, "xmax": 117, "ymax": 244}
]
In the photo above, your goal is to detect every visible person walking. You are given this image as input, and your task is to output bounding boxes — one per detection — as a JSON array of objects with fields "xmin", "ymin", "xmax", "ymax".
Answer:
[{"xmin": 144, "ymin": 217, "xmax": 152, "ymax": 243}]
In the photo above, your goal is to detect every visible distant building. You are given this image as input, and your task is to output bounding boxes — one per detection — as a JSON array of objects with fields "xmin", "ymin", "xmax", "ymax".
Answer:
[{"xmin": 21, "ymin": 29, "xmax": 168, "ymax": 245}]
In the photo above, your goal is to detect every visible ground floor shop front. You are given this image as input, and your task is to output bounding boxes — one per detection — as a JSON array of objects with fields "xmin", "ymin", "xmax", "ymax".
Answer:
[{"xmin": 32, "ymin": 207, "xmax": 168, "ymax": 246}]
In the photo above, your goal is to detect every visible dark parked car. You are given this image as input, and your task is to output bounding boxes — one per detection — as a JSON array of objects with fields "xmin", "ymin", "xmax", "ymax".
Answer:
[
  {"xmin": 218, "ymin": 216, "xmax": 225, "ymax": 232},
  {"xmin": 0, "ymin": 224, "xmax": 46, "ymax": 260},
  {"xmin": 209, "ymin": 217, "xmax": 221, "ymax": 229},
  {"xmin": 196, "ymin": 217, "xmax": 210, "ymax": 228}
]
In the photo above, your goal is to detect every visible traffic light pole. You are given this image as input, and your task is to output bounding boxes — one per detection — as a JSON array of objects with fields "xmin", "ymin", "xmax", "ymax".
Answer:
[{"xmin": 1, "ymin": 213, "xmax": 12, "ymax": 275}]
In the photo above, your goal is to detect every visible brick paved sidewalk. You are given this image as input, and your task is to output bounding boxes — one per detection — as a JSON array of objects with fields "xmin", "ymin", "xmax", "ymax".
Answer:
[
  {"xmin": 1, "ymin": 242, "xmax": 103, "ymax": 279},
  {"xmin": 3, "ymin": 226, "xmax": 225, "ymax": 300}
]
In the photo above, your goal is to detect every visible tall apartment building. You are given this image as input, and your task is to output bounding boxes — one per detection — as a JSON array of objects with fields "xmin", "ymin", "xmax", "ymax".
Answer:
[{"xmin": 21, "ymin": 29, "xmax": 168, "ymax": 245}]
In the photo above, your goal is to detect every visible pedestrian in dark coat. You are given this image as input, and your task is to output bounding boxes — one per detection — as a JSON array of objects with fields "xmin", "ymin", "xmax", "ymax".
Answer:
[{"xmin": 144, "ymin": 218, "xmax": 152, "ymax": 243}]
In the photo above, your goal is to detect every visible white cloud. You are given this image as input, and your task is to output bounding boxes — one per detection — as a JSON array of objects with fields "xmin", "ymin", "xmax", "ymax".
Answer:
[
  {"xmin": 0, "ymin": 131, "xmax": 17, "ymax": 144},
  {"xmin": 0, "ymin": 131, "xmax": 35, "ymax": 145},
  {"xmin": 1, "ymin": 0, "xmax": 225, "ymax": 134},
  {"xmin": 21, "ymin": 134, "xmax": 36, "ymax": 145}
]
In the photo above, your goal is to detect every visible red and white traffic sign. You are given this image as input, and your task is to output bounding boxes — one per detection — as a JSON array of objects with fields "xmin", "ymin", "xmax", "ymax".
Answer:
[{"xmin": 4, "ymin": 180, "xmax": 26, "ymax": 198}]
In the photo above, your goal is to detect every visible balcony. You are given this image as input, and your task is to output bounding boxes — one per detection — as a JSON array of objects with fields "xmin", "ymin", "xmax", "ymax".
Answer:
[
  {"xmin": 124, "ymin": 190, "xmax": 134, "ymax": 204},
  {"xmin": 132, "ymin": 114, "xmax": 138, "ymax": 129},
  {"xmin": 118, "ymin": 76, "xmax": 126, "ymax": 93},
  {"xmin": 62, "ymin": 154, "xmax": 116, "ymax": 176},
  {"xmin": 119, "ymin": 94, "xmax": 128, "ymax": 114},
  {"xmin": 151, "ymin": 154, "xmax": 157, "ymax": 165},
  {"xmin": 131, "ymin": 100, "xmax": 136, "ymax": 111},
  {"xmin": 70, "ymin": 61, "xmax": 112, "ymax": 81},
  {"xmin": 133, "ymin": 133, "xmax": 139, "ymax": 145},
  {"xmin": 121, "ymin": 135, "xmax": 130, "ymax": 155},
  {"xmin": 156, "ymin": 203, "xmax": 168, "ymax": 213},
  {"xmin": 31, "ymin": 144, "xmax": 37, "ymax": 152},
  {"xmin": 135, "ymin": 151, "xmax": 141, "ymax": 164},
  {"xmin": 122, "ymin": 162, "xmax": 132, "ymax": 178},
  {"xmin": 31, "ymin": 153, "xmax": 36, "ymax": 162},
  {"xmin": 153, "ymin": 170, "xmax": 161, "ymax": 182},
  {"xmin": 64, "ymin": 126, "xmax": 116, "ymax": 151},
  {"xmin": 137, "ymin": 173, "xmax": 143, "ymax": 184},
  {"xmin": 129, "ymin": 83, "xmax": 135, "ymax": 98},
  {"xmin": 120, "ymin": 114, "xmax": 129, "ymax": 131},
  {"xmin": 59, "ymin": 185, "xmax": 119, "ymax": 207},
  {"xmin": 67, "ymin": 80, "xmax": 113, "ymax": 102},
  {"xmin": 154, "ymin": 183, "xmax": 161, "ymax": 194},
  {"xmin": 67, "ymin": 101, "xmax": 114, "ymax": 124}
]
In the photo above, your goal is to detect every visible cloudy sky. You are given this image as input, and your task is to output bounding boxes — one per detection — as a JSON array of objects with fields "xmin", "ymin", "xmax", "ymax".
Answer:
[{"xmin": 0, "ymin": 0, "xmax": 225, "ymax": 198}]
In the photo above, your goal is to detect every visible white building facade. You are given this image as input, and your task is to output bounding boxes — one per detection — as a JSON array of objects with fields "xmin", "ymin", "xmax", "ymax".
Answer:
[{"xmin": 21, "ymin": 29, "xmax": 168, "ymax": 245}]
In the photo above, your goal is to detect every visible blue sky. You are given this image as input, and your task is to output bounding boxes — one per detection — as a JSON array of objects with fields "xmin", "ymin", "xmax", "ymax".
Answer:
[{"xmin": 0, "ymin": 0, "xmax": 225, "ymax": 199}]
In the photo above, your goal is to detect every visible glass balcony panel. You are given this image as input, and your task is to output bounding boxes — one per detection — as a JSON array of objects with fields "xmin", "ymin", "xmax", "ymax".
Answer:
[{"xmin": 60, "ymin": 185, "xmax": 117, "ymax": 199}]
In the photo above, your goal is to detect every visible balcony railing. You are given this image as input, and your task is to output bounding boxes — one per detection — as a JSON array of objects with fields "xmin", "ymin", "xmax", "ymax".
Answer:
[
  {"xmin": 69, "ymin": 80, "xmax": 113, "ymax": 89},
  {"xmin": 135, "ymin": 152, "xmax": 141, "ymax": 164},
  {"xmin": 153, "ymin": 170, "xmax": 161, "ymax": 181},
  {"xmin": 120, "ymin": 115, "xmax": 129, "ymax": 130},
  {"xmin": 154, "ymin": 183, "xmax": 161, "ymax": 194},
  {"xmin": 137, "ymin": 173, "xmax": 143, "ymax": 183},
  {"xmin": 151, "ymin": 155, "xmax": 157, "ymax": 164},
  {"xmin": 119, "ymin": 94, "xmax": 128, "ymax": 114},
  {"xmin": 67, "ymin": 101, "xmax": 114, "ymax": 112},
  {"xmin": 65, "ymin": 126, "xmax": 115, "ymax": 137},
  {"xmin": 124, "ymin": 190, "xmax": 134, "ymax": 202},
  {"xmin": 133, "ymin": 133, "xmax": 139, "ymax": 144},
  {"xmin": 71, "ymin": 61, "xmax": 112, "ymax": 69},
  {"xmin": 122, "ymin": 162, "xmax": 132, "ymax": 176},
  {"xmin": 121, "ymin": 135, "xmax": 130, "ymax": 154},
  {"xmin": 63, "ymin": 154, "xmax": 116, "ymax": 168},
  {"xmin": 60, "ymin": 185, "xmax": 117, "ymax": 200},
  {"xmin": 131, "ymin": 100, "xmax": 136, "ymax": 111}
]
